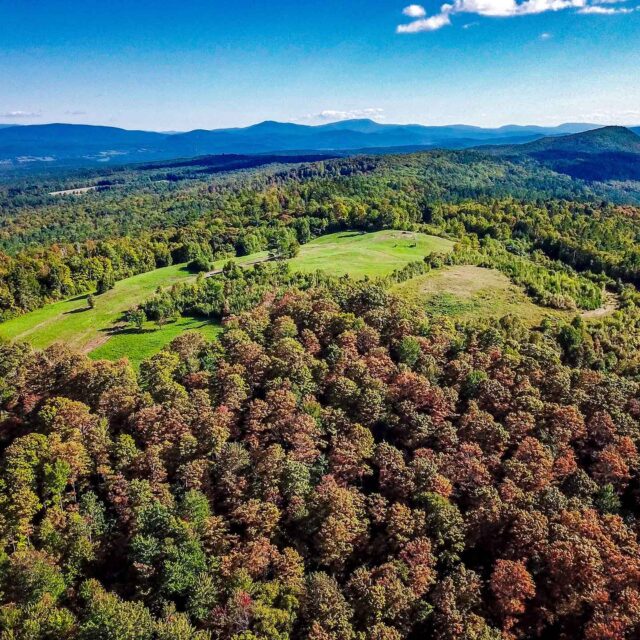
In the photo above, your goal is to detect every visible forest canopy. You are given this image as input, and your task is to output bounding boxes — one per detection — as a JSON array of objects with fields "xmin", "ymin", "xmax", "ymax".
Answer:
[
  {"xmin": 2, "ymin": 148, "xmax": 640, "ymax": 639},
  {"xmin": 2, "ymin": 274, "xmax": 640, "ymax": 638}
]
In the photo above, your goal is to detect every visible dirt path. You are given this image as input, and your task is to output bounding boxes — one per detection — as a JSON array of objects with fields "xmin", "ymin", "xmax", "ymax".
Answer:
[
  {"xmin": 81, "ymin": 334, "xmax": 111, "ymax": 354},
  {"xmin": 580, "ymin": 291, "xmax": 619, "ymax": 319}
]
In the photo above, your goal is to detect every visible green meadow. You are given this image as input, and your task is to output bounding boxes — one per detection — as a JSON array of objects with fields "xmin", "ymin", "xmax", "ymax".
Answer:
[
  {"xmin": 0, "ymin": 263, "xmax": 197, "ymax": 354},
  {"xmin": 393, "ymin": 265, "xmax": 562, "ymax": 323},
  {"xmin": 89, "ymin": 317, "xmax": 223, "ymax": 367},
  {"xmin": 393, "ymin": 265, "xmax": 617, "ymax": 324},
  {"xmin": 0, "ymin": 230, "xmax": 452, "ymax": 366},
  {"xmin": 288, "ymin": 230, "xmax": 454, "ymax": 278}
]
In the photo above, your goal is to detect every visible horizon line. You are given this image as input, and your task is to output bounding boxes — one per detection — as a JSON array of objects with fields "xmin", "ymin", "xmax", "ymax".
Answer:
[{"xmin": 2, "ymin": 119, "xmax": 639, "ymax": 134}]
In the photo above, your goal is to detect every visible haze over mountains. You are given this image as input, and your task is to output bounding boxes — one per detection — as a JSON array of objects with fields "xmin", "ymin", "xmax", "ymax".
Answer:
[{"xmin": 1, "ymin": 118, "xmax": 637, "ymax": 170}]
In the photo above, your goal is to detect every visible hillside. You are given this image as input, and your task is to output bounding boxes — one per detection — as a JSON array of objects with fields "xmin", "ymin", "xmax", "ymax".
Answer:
[
  {"xmin": 1, "ymin": 147, "xmax": 625, "ymax": 255},
  {"xmin": 484, "ymin": 126, "xmax": 640, "ymax": 181},
  {"xmin": 3, "ymin": 126, "xmax": 640, "ymax": 639},
  {"xmin": 0, "ymin": 231, "xmax": 453, "ymax": 366},
  {"xmin": 489, "ymin": 126, "xmax": 640, "ymax": 155},
  {"xmin": 2, "ymin": 257, "xmax": 640, "ymax": 639}
]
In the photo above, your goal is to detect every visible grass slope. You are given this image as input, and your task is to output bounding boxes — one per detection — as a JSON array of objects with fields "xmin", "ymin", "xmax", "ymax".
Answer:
[
  {"xmin": 0, "ymin": 230, "xmax": 452, "ymax": 366},
  {"xmin": 0, "ymin": 263, "xmax": 197, "ymax": 352},
  {"xmin": 289, "ymin": 230, "xmax": 453, "ymax": 278},
  {"xmin": 393, "ymin": 265, "xmax": 617, "ymax": 324},
  {"xmin": 394, "ymin": 266, "xmax": 560, "ymax": 322},
  {"xmin": 89, "ymin": 317, "xmax": 223, "ymax": 368}
]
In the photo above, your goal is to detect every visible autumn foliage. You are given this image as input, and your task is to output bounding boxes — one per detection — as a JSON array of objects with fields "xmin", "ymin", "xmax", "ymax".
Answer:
[{"xmin": 2, "ymin": 281, "xmax": 640, "ymax": 639}]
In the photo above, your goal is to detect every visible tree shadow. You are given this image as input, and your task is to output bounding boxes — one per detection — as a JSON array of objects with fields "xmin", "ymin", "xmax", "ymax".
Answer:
[
  {"xmin": 64, "ymin": 306, "xmax": 91, "ymax": 315},
  {"xmin": 336, "ymin": 230, "xmax": 366, "ymax": 239},
  {"xmin": 99, "ymin": 324, "xmax": 157, "ymax": 337}
]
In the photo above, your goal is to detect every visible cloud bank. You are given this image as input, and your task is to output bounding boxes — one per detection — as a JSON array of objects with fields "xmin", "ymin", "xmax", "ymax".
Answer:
[
  {"xmin": 304, "ymin": 108, "xmax": 386, "ymax": 122},
  {"xmin": 578, "ymin": 4, "xmax": 634, "ymax": 12},
  {"xmin": 0, "ymin": 110, "xmax": 41, "ymax": 119},
  {"xmin": 397, "ymin": 0, "xmax": 636, "ymax": 32}
]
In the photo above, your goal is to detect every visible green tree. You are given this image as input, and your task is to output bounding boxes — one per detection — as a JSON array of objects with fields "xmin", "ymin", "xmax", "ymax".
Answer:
[
  {"xmin": 96, "ymin": 270, "xmax": 115, "ymax": 295},
  {"xmin": 78, "ymin": 579, "xmax": 155, "ymax": 640},
  {"xmin": 396, "ymin": 336, "xmax": 421, "ymax": 368},
  {"xmin": 126, "ymin": 308, "xmax": 147, "ymax": 331},
  {"xmin": 268, "ymin": 228, "xmax": 299, "ymax": 261}
]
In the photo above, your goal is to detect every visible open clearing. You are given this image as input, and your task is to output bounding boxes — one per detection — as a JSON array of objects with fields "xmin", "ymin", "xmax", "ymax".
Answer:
[
  {"xmin": 394, "ymin": 265, "xmax": 569, "ymax": 323},
  {"xmin": 288, "ymin": 230, "xmax": 454, "ymax": 278},
  {"xmin": 0, "ymin": 262, "xmax": 198, "ymax": 353},
  {"xmin": 49, "ymin": 186, "xmax": 100, "ymax": 196},
  {"xmin": 0, "ymin": 230, "xmax": 452, "ymax": 367},
  {"xmin": 89, "ymin": 317, "xmax": 223, "ymax": 367}
]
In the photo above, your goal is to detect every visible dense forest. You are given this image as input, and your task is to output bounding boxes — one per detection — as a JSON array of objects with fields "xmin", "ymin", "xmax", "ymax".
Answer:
[
  {"xmin": 3, "ymin": 148, "xmax": 640, "ymax": 638},
  {"xmin": 3, "ymin": 273, "xmax": 640, "ymax": 638}
]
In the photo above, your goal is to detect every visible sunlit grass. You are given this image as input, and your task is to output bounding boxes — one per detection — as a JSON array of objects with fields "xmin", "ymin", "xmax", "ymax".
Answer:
[{"xmin": 0, "ymin": 229, "xmax": 453, "ymax": 366}]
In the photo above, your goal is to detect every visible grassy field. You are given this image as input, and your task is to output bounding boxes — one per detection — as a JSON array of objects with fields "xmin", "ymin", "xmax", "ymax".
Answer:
[
  {"xmin": 89, "ymin": 317, "xmax": 223, "ymax": 367},
  {"xmin": 289, "ymin": 230, "xmax": 453, "ymax": 278},
  {"xmin": 0, "ymin": 229, "xmax": 452, "ymax": 366},
  {"xmin": 0, "ymin": 263, "xmax": 198, "ymax": 353},
  {"xmin": 393, "ymin": 265, "xmax": 568, "ymax": 323}
]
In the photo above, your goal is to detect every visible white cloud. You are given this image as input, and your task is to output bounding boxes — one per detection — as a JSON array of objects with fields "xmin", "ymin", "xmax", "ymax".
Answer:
[
  {"xmin": 403, "ymin": 4, "xmax": 428, "ymax": 17},
  {"xmin": 1, "ymin": 110, "xmax": 41, "ymax": 118},
  {"xmin": 540, "ymin": 31, "xmax": 553, "ymax": 38},
  {"xmin": 301, "ymin": 108, "xmax": 386, "ymax": 123},
  {"xmin": 396, "ymin": 0, "xmax": 633, "ymax": 31},
  {"xmin": 451, "ymin": 0, "xmax": 520, "ymax": 17},
  {"xmin": 397, "ymin": 11, "xmax": 452, "ymax": 31},
  {"xmin": 517, "ymin": 0, "xmax": 587, "ymax": 15},
  {"xmin": 578, "ymin": 4, "xmax": 634, "ymax": 12},
  {"xmin": 448, "ymin": 0, "xmax": 586, "ymax": 17}
]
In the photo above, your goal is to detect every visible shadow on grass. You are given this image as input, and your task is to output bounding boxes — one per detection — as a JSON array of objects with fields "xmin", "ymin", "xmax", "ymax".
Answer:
[
  {"xmin": 99, "ymin": 325, "xmax": 159, "ymax": 337},
  {"xmin": 64, "ymin": 306, "xmax": 92, "ymax": 315},
  {"xmin": 98, "ymin": 315, "xmax": 218, "ymax": 340},
  {"xmin": 336, "ymin": 231, "xmax": 366, "ymax": 239}
]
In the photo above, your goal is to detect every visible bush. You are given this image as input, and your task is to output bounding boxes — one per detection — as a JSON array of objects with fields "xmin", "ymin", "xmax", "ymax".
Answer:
[{"xmin": 187, "ymin": 256, "xmax": 214, "ymax": 273}]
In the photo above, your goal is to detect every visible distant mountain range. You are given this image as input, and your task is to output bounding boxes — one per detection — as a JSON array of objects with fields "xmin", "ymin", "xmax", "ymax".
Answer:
[
  {"xmin": 0, "ymin": 120, "xmax": 639, "ymax": 180},
  {"xmin": 1, "ymin": 118, "xmax": 633, "ymax": 170}
]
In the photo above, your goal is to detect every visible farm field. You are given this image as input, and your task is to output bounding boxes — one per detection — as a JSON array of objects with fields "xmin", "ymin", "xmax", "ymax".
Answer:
[{"xmin": 0, "ymin": 229, "xmax": 452, "ymax": 366}]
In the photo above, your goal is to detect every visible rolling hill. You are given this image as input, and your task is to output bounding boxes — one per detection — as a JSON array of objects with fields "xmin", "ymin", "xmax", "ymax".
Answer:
[
  {"xmin": 484, "ymin": 126, "xmax": 640, "ymax": 182},
  {"xmin": 487, "ymin": 126, "xmax": 640, "ymax": 155}
]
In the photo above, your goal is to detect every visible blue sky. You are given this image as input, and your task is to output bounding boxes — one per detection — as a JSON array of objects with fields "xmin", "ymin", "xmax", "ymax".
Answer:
[{"xmin": 0, "ymin": 0, "xmax": 638, "ymax": 130}]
